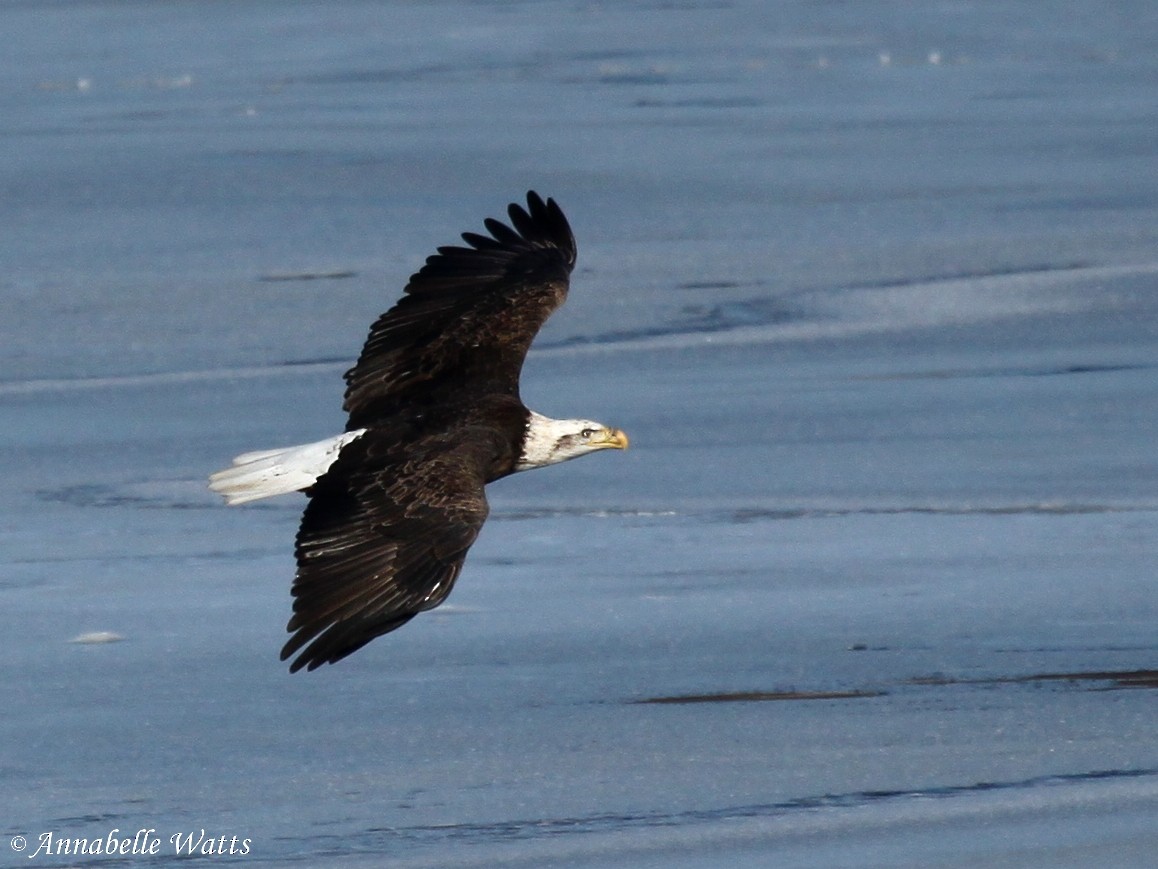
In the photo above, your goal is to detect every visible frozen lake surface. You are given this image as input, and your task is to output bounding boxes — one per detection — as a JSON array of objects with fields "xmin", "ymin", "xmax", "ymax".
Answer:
[{"xmin": 3, "ymin": 2, "xmax": 1156, "ymax": 866}]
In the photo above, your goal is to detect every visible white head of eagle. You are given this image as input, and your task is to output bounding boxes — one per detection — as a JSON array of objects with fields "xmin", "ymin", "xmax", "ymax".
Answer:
[
  {"xmin": 209, "ymin": 192, "xmax": 628, "ymax": 672},
  {"xmin": 516, "ymin": 412, "xmax": 629, "ymax": 471}
]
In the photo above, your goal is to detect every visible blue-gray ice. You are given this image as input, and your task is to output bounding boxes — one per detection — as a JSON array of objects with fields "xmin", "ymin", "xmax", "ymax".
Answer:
[{"xmin": 2, "ymin": 2, "xmax": 1156, "ymax": 867}]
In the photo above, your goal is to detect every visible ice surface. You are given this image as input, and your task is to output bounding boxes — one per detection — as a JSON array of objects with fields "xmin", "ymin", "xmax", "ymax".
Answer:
[{"xmin": 2, "ymin": 1, "xmax": 1156, "ymax": 866}]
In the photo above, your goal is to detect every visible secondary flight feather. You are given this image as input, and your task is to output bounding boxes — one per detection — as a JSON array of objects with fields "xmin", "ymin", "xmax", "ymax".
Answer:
[{"xmin": 210, "ymin": 192, "xmax": 628, "ymax": 672}]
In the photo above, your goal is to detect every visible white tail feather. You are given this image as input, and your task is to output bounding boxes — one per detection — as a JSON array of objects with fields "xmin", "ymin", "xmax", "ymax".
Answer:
[{"xmin": 209, "ymin": 430, "xmax": 366, "ymax": 505}]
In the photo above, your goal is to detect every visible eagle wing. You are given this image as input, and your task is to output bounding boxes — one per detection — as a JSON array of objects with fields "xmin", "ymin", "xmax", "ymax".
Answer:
[
  {"xmin": 281, "ymin": 431, "xmax": 489, "ymax": 673},
  {"xmin": 343, "ymin": 191, "xmax": 577, "ymax": 430}
]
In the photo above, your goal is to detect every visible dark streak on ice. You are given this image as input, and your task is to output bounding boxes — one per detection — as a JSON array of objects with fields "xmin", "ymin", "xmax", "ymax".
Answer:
[
  {"xmin": 339, "ymin": 768, "xmax": 1158, "ymax": 850},
  {"xmin": 842, "ymin": 261, "xmax": 1094, "ymax": 290},
  {"xmin": 635, "ymin": 689, "xmax": 886, "ymax": 704},
  {"xmin": 633, "ymin": 670, "xmax": 1158, "ymax": 708},
  {"xmin": 911, "ymin": 669, "xmax": 1158, "ymax": 691},
  {"xmin": 257, "ymin": 270, "xmax": 357, "ymax": 282},
  {"xmin": 859, "ymin": 362, "xmax": 1158, "ymax": 382}
]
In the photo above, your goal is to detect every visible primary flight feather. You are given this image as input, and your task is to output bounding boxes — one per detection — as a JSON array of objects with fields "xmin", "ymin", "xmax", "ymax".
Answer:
[{"xmin": 209, "ymin": 192, "xmax": 628, "ymax": 672}]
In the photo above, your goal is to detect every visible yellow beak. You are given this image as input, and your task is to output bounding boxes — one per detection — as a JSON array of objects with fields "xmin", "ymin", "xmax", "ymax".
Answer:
[{"xmin": 602, "ymin": 428, "xmax": 630, "ymax": 450}]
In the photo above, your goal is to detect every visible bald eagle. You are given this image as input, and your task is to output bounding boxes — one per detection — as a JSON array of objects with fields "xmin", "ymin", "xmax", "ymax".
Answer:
[{"xmin": 210, "ymin": 192, "xmax": 628, "ymax": 672}]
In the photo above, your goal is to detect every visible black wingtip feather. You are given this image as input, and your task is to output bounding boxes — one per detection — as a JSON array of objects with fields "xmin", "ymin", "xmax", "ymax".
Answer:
[
  {"xmin": 483, "ymin": 216, "xmax": 523, "ymax": 246},
  {"xmin": 282, "ymin": 611, "xmax": 418, "ymax": 673},
  {"xmin": 402, "ymin": 192, "xmax": 575, "ymax": 299},
  {"xmin": 460, "ymin": 231, "xmax": 504, "ymax": 251}
]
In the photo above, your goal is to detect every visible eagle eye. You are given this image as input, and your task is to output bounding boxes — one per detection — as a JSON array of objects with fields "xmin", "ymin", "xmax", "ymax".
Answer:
[{"xmin": 579, "ymin": 428, "xmax": 595, "ymax": 440}]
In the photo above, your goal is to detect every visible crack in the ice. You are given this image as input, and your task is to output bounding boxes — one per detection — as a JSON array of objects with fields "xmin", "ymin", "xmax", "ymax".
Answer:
[{"xmin": 340, "ymin": 766, "xmax": 1158, "ymax": 849}]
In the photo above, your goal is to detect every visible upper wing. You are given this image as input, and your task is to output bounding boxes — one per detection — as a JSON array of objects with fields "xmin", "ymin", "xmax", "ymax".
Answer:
[
  {"xmin": 343, "ymin": 191, "xmax": 577, "ymax": 430},
  {"xmin": 281, "ymin": 431, "xmax": 489, "ymax": 672}
]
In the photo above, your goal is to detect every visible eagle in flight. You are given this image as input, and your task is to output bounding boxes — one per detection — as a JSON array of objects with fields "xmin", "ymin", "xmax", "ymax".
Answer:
[{"xmin": 210, "ymin": 192, "xmax": 628, "ymax": 671}]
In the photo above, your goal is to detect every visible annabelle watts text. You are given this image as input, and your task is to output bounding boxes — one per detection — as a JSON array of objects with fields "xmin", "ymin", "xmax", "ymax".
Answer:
[{"xmin": 16, "ymin": 828, "xmax": 252, "ymax": 858}]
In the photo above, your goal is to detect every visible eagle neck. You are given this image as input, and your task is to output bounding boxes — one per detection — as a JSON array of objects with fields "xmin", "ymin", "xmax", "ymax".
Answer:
[{"xmin": 515, "ymin": 410, "xmax": 572, "ymax": 471}]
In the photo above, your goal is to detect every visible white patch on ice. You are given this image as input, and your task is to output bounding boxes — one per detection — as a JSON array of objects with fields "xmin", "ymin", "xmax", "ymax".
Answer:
[
  {"xmin": 537, "ymin": 263, "xmax": 1158, "ymax": 356},
  {"xmin": 68, "ymin": 631, "xmax": 125, "ymax": 644}
]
